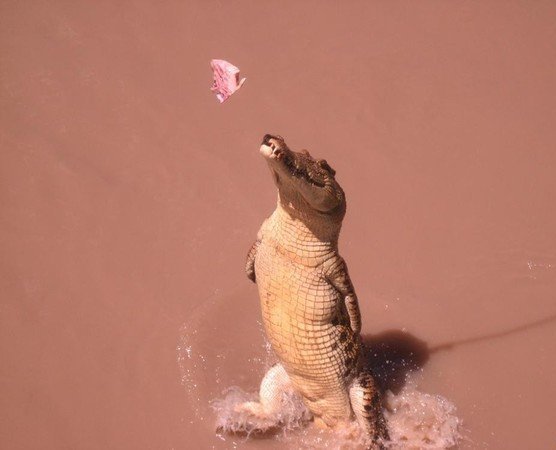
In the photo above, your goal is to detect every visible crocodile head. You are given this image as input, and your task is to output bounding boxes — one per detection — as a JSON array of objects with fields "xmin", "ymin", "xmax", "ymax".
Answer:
[{"xmin": 260, "ymin": 134, "xmax": 346, "ymax": 218}]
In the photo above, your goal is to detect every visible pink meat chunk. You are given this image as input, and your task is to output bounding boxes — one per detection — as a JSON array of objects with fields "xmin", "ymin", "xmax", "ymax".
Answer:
[{"xmin": 210, "ymin": 59, "xmax": 246, "ymax": 103}]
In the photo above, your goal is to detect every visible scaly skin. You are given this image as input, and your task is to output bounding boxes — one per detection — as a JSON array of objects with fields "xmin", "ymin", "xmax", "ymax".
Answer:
[{"xmin": 240, "ymin": 135, "xmax": 388, "ymax": 448}]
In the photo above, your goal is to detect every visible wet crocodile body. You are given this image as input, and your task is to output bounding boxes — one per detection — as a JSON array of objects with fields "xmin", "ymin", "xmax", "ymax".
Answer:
[{"xmin": 240, "ymin": 134, "xmax": 388, "ymax": 448}]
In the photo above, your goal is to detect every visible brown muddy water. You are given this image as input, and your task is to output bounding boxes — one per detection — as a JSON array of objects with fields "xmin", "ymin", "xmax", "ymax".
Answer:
[{"xmin": 2, "ymin": 1, "xmax": 556, "ymax": 449}]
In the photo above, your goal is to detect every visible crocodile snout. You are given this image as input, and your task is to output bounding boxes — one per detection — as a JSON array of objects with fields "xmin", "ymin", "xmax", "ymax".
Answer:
[{"xmin": 261, "ymin": 134, "xmax": 286, "ymax": 160}]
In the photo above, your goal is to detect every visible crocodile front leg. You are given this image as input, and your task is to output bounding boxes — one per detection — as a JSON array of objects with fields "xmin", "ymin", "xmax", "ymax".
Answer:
[
  {"xmin": 245, "ymin": 239, "xmax": 260, "ymax": 283},
  {"xmin": 325, "ymin": 257, "xmax": 361, "ymax": 335}
]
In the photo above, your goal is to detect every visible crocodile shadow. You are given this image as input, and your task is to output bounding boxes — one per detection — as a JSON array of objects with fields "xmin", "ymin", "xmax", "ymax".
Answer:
[
  {"xmin": 361, "ymin": 331, "xmax": 429, "ymax": 394},
  {"xmin": 361, "ymin": 312, "xmax": 556, "ymax": 394}
]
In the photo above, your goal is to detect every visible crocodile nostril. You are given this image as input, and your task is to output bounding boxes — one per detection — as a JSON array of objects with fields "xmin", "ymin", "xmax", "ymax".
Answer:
[{"xmin": 262, "ymin": 134, "xmax": 273, "ymax": 145}]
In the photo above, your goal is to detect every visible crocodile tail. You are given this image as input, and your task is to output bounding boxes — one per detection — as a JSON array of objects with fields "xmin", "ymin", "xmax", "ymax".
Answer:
[{"xmin": 349, "ymin": 372, "xmax": 389, "ymax": 449}]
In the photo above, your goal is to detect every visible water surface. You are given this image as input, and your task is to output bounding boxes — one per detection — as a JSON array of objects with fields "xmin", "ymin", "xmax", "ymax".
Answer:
[{"xmin": 2, "ymin": 1, "xmax": 556, "ymax": 449}]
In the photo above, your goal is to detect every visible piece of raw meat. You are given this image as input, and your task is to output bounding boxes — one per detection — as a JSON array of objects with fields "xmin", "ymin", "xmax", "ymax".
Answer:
[{"xmin": 210, "ymin": 59, "xmax": 246, "ymax": 103}]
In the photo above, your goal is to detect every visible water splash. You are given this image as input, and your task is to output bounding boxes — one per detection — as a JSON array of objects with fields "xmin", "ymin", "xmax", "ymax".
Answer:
[
  {"xmin": 210, "ymin": 376, "xmax": 461, "ymax": 449},
  {"xmin": 212, "ymin": 386, "xmax": 311, "ymax": 437},
  {"xmin": 177, "ymin": 288, "xmax": 462, "ymax": 448},
  {"xmin": 384, "ymin": 380, "xmax": 462, "ymax": 449}
]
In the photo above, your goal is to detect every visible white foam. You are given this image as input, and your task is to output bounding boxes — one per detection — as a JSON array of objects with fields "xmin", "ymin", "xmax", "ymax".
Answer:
[
  {"xmin": 212, "ymin": 386, "xmax": 311, "ymax": 437},
  {"xmin": 384, "ymin": 381, "xmax": 462, "ymax": 449}
]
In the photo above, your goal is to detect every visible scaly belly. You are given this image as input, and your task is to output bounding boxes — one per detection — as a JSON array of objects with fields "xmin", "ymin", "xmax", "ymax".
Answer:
[{"xmin": 254, "ymin": 248, "xmax": 359, "ymax": 422}]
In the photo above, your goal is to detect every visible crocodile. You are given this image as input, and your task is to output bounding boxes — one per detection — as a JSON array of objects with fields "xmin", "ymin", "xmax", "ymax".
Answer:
[{"xmin": 237, "ymin": 134, "xmax": 389, "ymax": 448}]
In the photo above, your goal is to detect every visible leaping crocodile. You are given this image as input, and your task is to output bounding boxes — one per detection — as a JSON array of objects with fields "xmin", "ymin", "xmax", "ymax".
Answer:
[{"xmin": 236, "ymin": 134, "xmax": 389, "ymax": 448}]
